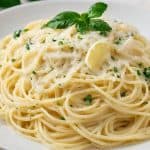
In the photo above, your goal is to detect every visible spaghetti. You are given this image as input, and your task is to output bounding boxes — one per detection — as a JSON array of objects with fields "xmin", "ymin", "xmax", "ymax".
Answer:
[{"xmin": 0, "ymin": 19, "xmax": 150, "ymax": 150}]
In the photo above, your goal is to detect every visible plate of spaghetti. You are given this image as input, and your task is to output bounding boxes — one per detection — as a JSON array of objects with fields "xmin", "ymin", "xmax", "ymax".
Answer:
[{"xmin": 0, "ymin": 0, "xmax": 150, "ymax": 150}]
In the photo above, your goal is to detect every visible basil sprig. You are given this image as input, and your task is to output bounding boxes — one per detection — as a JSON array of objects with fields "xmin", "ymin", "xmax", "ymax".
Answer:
[
  {"xmin": 88, "ymin": 2, "xmax": 107, "ymax": 18},
  {"xmin": 43, "ymin": 2, "xmax": 112, "ymax": 34},
  {"xmin": 44, "ymin": 11, "xmax": 80, "ymax": 29}
]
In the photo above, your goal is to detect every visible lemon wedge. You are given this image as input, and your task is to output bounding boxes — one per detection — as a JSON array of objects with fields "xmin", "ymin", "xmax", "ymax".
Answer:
[{"xmin": 85, "ymin": 41, "xmax": 112, "ymax": 71}]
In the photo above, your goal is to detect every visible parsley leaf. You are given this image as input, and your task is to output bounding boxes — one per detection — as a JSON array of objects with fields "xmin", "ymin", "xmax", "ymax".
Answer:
[
  {"xmin": 13, "ymin": 30, "xmax": 22, "ymax": 39},
  {"xmin": 43, "ymin": 11, "xmax": 80, "ymax": 29},
  {"xmin": 143, "ymin": 67, "xmax": 150, "ymax": 79},
  {"xmin": 11, "ymin": 58, "xmax": 16, "ymax": 62},
  {"xmin": 114, "ymin": 37, "xmax": 122, "ymax": 45},
  {"xmin": 25, "ymin": 43, "xmax": 30, "ymax": 50},
  {"xmin": 88, "ymin": 2, "xmax": 107, "ymax": 18},
  {"xmin": 113, "ymin": 67, "xmax": 118, "ymax": 73},
  {"xmin": 23, "ymin": 28, "xmax": 29, "ymax": 32},
  {"xmin": 60, "ymin": 116, "xmax": 65, "ymax": 120},
  {"xmin": 32, "ymin": 71, "xmax": 36, "ymax": 75},
  {"xmin": 89, "ymin": 19, "xmax": 112, "ymax": 32},
  {"xmin": 137, "ymin": 70, "xmax": 141, "ymax": 76},
  {"xmin": 120, "ymin": 91, "xmax": 126, "ymax": 97},
  {"xmin": 83, "ymin": 94, "xmax": 92, "ymax": 105}
]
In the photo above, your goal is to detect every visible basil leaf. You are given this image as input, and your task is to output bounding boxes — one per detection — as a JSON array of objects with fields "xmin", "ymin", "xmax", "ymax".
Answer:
[
  {"xmin": 76, "ymin": 13, "xmax": 89, "ymax": 33},
  {"xmin": 0, "ymin": 0, "xmax": 20, "ymax": 8},
  {"xmin": 76, "ymin": 20, "xmax": 89, "ymax": 34},
  {"xmin": 89, "ymin": 19, "xmax": 112, "ymax": 32},
  {"xmin": 80, "ymin": 13, "xmax": 89, "ymax": 22},
  {"xmin": 88, "ymin": 2, "xmax": 107, "ymax": 18},
  {"xmin": 45, "ymin": 11, "xmax": 80, "ymax": 29}
]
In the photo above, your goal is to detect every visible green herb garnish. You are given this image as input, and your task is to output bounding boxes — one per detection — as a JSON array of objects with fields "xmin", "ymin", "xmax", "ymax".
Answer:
[
  {"xmin": 42, "ymin": 2, "xmax": 112, "ymax": 34},
  {"xmin": 99, "ymin": 31, "xmax": 108, "ymax": 37},
  {"xmin": 138, "ymin": 63, "xmax": 143, "ymax": 68},
  {"xmin": 23, "ymin": 28, "xmax": 29, "ymax": 32},
  {"xmin": 11, "ymin": 58, "xmax": 16, "ymax": 62},
  {"xmin": 41, "ymin": 39, "xmax": 46, "ymax": 43},
  {"xmin": 13, "ymin": 30, "xmax": 22, "ymax": 39},
  {"xmin": 111, "ymin": 56, "xmax": 116, "ymax": 61},
  {"xmin": 43, "ymin": 11, "xmax": 80, "ymax": 29},
  {"xmin": 52, "ymin": 38, "xmax": 57, "ymax": 42},
  {"xmin": 83, "ymin": 94, "xmax": 92, "ymax": 105},
  {"xmin": 143, "ymin": 67, "xmax": 150, "ymax": 79},
  {"xmin": 137, "ymin": 70, "xmax": 141, "ymax": 76},
  {"xmin": 25, "ymin": 43, "xmax": 30, "ymax": 50},
  {"xmin": 113, "ymin": 67, "xmax": 118, "ymax": 73},
  {"xmin": 89, "ymin": 19, "xmax": 111, "ymax": 32},
  {"xmin": 120, "ymin": 91, "xmax": 126, "ymax": 97},
  {"xmin": 60, "ymin": 116, "xmax": 65, "ymax": 120},
  {"xmin": 25, "ymin": 39, "xmax": 33, "ymax": 50},
  {"xmin": 58, "ymin": 40, "xmax": 64, "ymax": 45},
  {"xmin": 32, "ymin": 71, "xmax": 36, "ymax": 75},
  {"xmin": 142, "ymin": 101, "xmax": 148, "ymax": 105},
  {"xmin": 114, "ymin": 37, "xmax": 122, "ymax": 45},
  {"xmin": 88, "ymin": 2, "xmax": 107, "ymax": 18}
]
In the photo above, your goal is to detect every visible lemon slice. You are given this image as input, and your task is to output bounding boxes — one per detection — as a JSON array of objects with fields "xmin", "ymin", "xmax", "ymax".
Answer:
[{"xmin": 85, "ymin": 41, "xmax": 112, "ymax": 71}]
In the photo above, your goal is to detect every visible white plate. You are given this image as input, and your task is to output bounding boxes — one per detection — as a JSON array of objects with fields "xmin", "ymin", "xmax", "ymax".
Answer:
[{"xmin": 0, "ymin": 0, "xmax": 150, "ymax": 150}]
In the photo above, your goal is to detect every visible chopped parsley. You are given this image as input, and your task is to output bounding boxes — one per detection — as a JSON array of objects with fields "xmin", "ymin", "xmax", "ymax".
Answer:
[
  {"xmin": 113, "ymin": 67, "xmax": 118, "ymax": 73},
  {"xmin": 25, "ymin": 39, "xmax": 33, "ymax": 50},
  {"xmin": 41, "ymin": 39, "xmax": 46, "ymax": 43},
  {"xmin": 117, "ymin": 74, "xmax": 121, "ymax": 78},
  {"xmin": 143, "ymin": 67, "xmax": 150, "ymax": 79},
  {"xmin": 58, "ymin": 40, "xmax": 64, "ymax": 45},
  {"xmin": 13, "ymin": 30, "xmax": 22, "ymax": 39},
  {"xmin": 23, "ymin": 28, "xmax": 29, "ymax": 32},
  {"xmin": 32, "ymin": 70, "xmax": 36, "ymax": 75},
  {"xmin": 52, "ymin": 38, "xmax": 57, "ymax": 42},
  {"xmin": 142, "ymin": 101, "xmax": 148, "ymax": 105},
  {"xmin": 120, "ymin": 91, "xmax": 126, "ymax": 97},
  {"xmin": 111, "ymin": 56, "xmax": 116, "ymax": 61},
  {"xmin": 114, "ymin": 37, "xmax": 122, "ymax": 45},
  {"xmin": 11, "ymin": 58, "xmax": 16, "ymax": 62},
  {"xmin": 57, "ymin": 101, "xmax": 62, "ymax": 106},
  {"xmin": 83, "ymin": 94, "xmax": 92, "ymax": 105},
  {"xmin": 138, "ymin": 63, "xmax": 143, "ymax": 68},
  {"xmin": 58, "ymin": 83, "xmax": 62, "ymax": 87},
  {"xmin": 137, "ymin": 70, "xmax": 141, "ymax": 76},
  {"xmin": 25, "ymin": 43, "xmax": 30, "ymax": 50},
  {"xmin": 60, "ymin": 116, "xmax": 65, "ymax": 120}
]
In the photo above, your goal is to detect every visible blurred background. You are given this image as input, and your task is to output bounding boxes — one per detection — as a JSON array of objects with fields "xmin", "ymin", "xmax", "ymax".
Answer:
[
  {"xmin": 1, "ymin": 0, "xmax": 150, "ymax": 10},
  {"xmin": 0, "ymin": 0, "xmax": 41, "ymax": 9}
]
